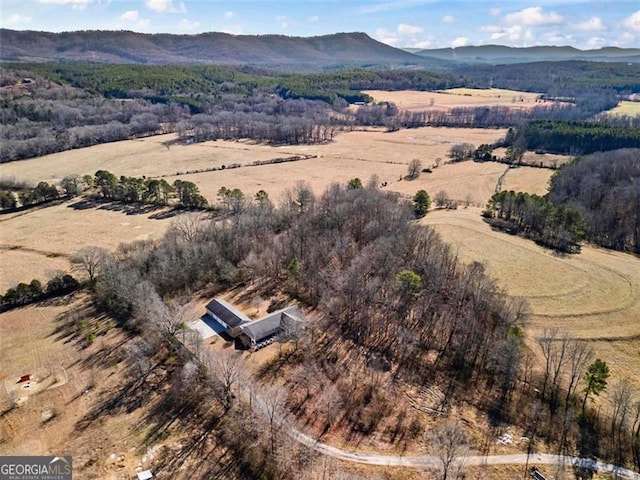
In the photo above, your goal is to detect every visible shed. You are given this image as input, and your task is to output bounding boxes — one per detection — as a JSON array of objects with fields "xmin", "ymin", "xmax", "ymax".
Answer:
[
  {"xmin": 137, "ymin": 470, "xmax": 153, "ymax": 480},
  {"xmin": 19, "ymin": 374, "xmax": 31, "ymax": 383}
]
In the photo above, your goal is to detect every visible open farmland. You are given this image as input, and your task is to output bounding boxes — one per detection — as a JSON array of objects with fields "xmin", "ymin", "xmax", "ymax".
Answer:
[
  {"xmin": 423, "ymin": 207, "xmax": 640, "ymax": 390},
  {"xmin": 1, "ymin": 127, "xmax": 562, "ymax": 292},
  {"xmin": 363, "ymin": 88, "xmax": 551, "ymax": 112},
  {"xmin": 0, "ymin": 127, "xmax": 508, "ymax": 190},
  {"xmin": 606, "ymin": 100, "xmax": 640, "ymax": 117},
  {"xmin": 0, "ymin": 200, "xmax": 197, "ymax": 291},
  {"xmin": 501, "ymin": 166, "xmax": 554, "ymax": 196},
  {"xmin": 0, "ymin": 296, "xmax": 197, "ymax": 479}
]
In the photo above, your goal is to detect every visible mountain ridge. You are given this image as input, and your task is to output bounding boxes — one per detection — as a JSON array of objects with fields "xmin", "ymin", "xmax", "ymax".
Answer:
[
  {"xmin": 413, "ymin": 44, "xmax": 640, "ymax": 64},
  {"xmin": 0, "ymin": 29, "xmax": 427, "ymax": 67}
]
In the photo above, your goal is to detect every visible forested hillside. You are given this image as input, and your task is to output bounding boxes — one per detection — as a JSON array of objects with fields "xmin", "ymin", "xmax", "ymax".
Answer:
[
  {"xmin": 0, "ymin": 29, "xmax": 426, "ymax": 68},
  {"xmin": 416, "ymin": 45, "xmax": 640, "ymax": 64},
  {"xmin": 548, "ymin": 149, "xmax": 640, "ymax": 253}
]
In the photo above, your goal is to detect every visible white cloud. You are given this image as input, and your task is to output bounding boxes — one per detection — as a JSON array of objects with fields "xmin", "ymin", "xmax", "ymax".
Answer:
[
  {"xmin": 442, "ymin": 15, "xmax": 455, "ymax": 24},
  {"xmin": 178, "ymin": 18, "xmax": 200, "ymax": 30},
  {"xmin": 117, "ymin": 10, "xmax": 150, "ymax": 30},
  {"xmin": 276, "ymin": 15, "xmax": 288, "ymax": 28},
  {"xmin": 489, "ymin": 8, "xmax": 502, "ymax": 17},
  {"xmin": 622, "ymin": 10, "xmax": 640, "ymax": 31},
  {"xmin": 37, "ymin": 0, "xmax": 91, "ymax": 9},
  {"xmin": 451, "ymin": 36, "xmax": 470, "ymax": 48},
  {"xmin": 120, "ymin": 10, "xmax": 139, "ymax": 22},
  {"xmin": 571, "ymin": 17, "xmax": 605, "ymax": 31},
  {"xmin": 619, "ymin": 31, "xmax": 636, "ymax": 43},
  {"xmin": 398, "ymin": 23, "xmax": 423, "ymax": 34},
  {"xmin": 585, "ymin": 36, "xmax": 606, "ymax": 49},
  {"xmin": 490, "ymin": 25, "xmax": 533, "ymax": 43},
  {"xmin": 1, "ymin": 13, "xmax": 32, "ymax": 28},
  {"xmin": 145, "ymin": 0, "xmax": 185, "ymax": 14},
  {"xmin": 308, "ymin": 15, "xmax": 319, "ymax": 23},
  {"xmin": 505, "ymin": 6, "xmax": 563, "ymax": 26},
  {"xmin": 479, "ymin": 25, "xmax": 501, "ymax": 33},
  {"xmin": 375, "ymin": 23, "xmax": 432, "ymax": 47},
  {"xmin": 224, "ymin": 10, "xmax": 234, "ymax": 19}
]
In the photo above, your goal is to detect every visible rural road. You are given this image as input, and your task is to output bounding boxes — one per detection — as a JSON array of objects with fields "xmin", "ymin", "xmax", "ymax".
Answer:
[
  {"xmin": 249, "ymin": 390, "xmax": 640, "ymax": 478},
  {"xmin": 191, "ymin": 338, "xmax": 640, "ymax": 479}
]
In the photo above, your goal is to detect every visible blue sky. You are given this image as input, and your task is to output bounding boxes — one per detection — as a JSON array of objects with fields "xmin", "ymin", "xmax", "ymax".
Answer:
[{"xmin": 1, "ymin": 0, "xmax": 639, "ymax": 49}]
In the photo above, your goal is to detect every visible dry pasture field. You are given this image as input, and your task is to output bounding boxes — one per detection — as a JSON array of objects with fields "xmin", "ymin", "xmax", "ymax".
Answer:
[
  {"xmin": 363, "ymin": 88, "xmax": 549, "ymax": 112},
  {"xmin": 0, "ymin": 200, "xmax": 199, "ymax": 291},
  {"xmin": 606, "ymin": 100, "xmax": 640, "ymax": 117},
  {"xmin": 423, "ymin": 207, "xmax": 640, "ymax": 390},
  {"xmin": 0, "ymin": 127, "xmax": 508, "ymax": 198},
  {"xmin": 0, "ymin": 296, "xmax": 149, "ymax": 478},
  {"xmin": 501, "ymin": 166, "xmax": 554, "ymax": 196}
]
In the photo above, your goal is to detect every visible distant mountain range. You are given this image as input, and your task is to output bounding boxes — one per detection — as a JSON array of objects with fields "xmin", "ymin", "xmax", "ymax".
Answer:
[
  {"xmin": 413, "ymin": 45, "xmax": 640, "ymax": 64},
  {"xmin": 0, "ymin": 29, "xmax": 426, "ymax": 68},
  {"xmin": 1, "ymin": 30, "xmax": 638, "ymax": 68}
]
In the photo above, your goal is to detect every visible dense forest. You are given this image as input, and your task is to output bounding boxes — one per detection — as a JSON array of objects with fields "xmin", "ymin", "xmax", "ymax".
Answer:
[
  {"xmin": 81, "ymin": 181, "xmax": 638, "ymax": 477},
  {"xmin": 514, "ymin": 120, "xmax": 640, "ymax": 155},
  {"xmin": 483, "ymin": 190, "xmax": 585, "ymax": 253},
  {"xmin": 457, "ymin": 61, "xmax": 640, "ymax": 95},
  {"xmin": 548, "ymin": 149, "xmax": 640, "ymax": 253}
]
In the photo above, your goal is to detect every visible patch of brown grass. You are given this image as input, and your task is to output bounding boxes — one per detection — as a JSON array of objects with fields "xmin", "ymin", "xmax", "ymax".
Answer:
[
  {"xmin": 501, "ymin": 166, "xmax": 554, "ymax": 196},
  {"xmin": 363, "ymin": 88, "xmax": 551, "ymax": 112}
]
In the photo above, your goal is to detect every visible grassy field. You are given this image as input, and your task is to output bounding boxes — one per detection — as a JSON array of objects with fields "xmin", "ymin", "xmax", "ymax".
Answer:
[
  {"xmin": 501, "ymin": 166, "xmax": 554, "ymax": 196},
  {"xmin": 362, "ymin": 88, "xmax": 550, "ymax": 112},
  {"xmin": 423, "ymin": 207, "xmax": 640, "ymax": 390},
  {"xmin": 0, "ymin": 200, "xmax": 197, "ymax": 291},
  {"xmin": 0, "ymin": 296, "xmax": 144, "ymax": 477},
  {"xmin": 606, "ymin": 101, "xmax": 640, "ymax": 117}
]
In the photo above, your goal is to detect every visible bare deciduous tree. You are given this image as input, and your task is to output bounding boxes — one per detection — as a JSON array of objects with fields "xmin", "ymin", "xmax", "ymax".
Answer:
[
  {"xmin": 407, "ymin": 158, "xmax": 423, "ymax": 179},
  {"xmin": 424, "ymin": 420, "xmax": 471, "ymax": 480},
  {"xmin": 71, "ymin": 246, "xmax": 108, "ymax": 283},
  {"xmin": 208, "ymin": 350, "xmax": 244, "ymax": 409}
]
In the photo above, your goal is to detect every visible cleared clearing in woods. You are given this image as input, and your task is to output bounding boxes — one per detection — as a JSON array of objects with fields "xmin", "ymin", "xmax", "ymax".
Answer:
[{"xmin": 606, "ymin": 100, "xmax": 640, "ymax": 117}]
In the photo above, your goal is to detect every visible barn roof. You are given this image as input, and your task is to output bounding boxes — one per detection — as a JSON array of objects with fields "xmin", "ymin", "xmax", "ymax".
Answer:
[
  {"xmin": 205, "ymin": 298, "xmax": 251, "ymax": 328},
  {"xmin": 242, "ymin": 307, "xmax": 304, "ymax": 343}
]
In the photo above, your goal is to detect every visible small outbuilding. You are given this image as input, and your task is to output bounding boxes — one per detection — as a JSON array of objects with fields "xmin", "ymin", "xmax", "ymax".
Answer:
[{"xmin": 137, "ymin": 470, "xmax": 153, "ymax": 480}]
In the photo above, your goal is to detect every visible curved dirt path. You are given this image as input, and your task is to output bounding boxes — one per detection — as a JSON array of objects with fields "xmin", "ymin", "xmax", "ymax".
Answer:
[{"xmin": 247, "ymin": 389, "xmax": 640, "ymax": 478}]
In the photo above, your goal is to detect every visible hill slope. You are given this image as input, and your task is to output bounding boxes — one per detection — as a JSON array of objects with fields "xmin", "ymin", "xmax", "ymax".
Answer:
[
  {"xmin": 0, "ymin": 29, "xmax": 427, "ymax": 67},
  {"xmin": 415, "ymin": 45, "xmax": 640, "ymax": 64}
]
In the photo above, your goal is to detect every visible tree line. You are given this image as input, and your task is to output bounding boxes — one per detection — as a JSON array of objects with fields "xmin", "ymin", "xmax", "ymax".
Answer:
[
  {"xmin": 0, "ymin": 273, "xmax": 79, "ymax": 311},
  {"xmin": 483, "ymin": 190, "xmax": 585, "ymax": 253},
  {"xmin": 548, "ymin": 148, "xmax": 640, "ymax": 253},
  {"xmin": 515, "ymin": 120, "xmax": 640, "ymax": 155}
]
